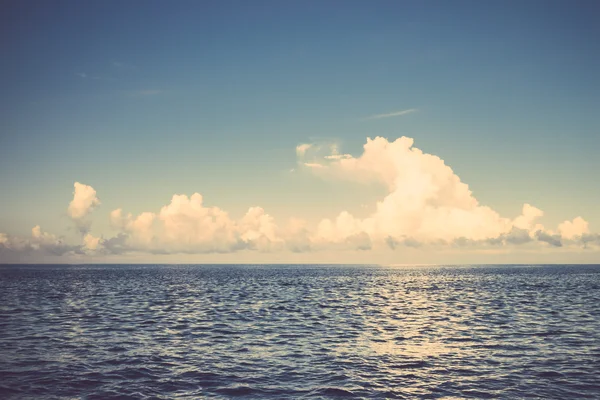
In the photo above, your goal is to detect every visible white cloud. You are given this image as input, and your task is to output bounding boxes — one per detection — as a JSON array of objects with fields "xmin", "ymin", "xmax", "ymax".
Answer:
[
  {"xmin": 239, "ymin": 207, "xmax": 284, "ymax": 251},
  {"xmin": 104, "ymin": 193, "xmax": 284, "ymax": 254},
  {"xmin": 283, "ymin": 218, "xmax": 312, "ymax": 253},
  {"xmin": 110, "ymin": 208, "xmax": 126, "ymax": 229},
  {"xmin": 364, "ymin": 108, "xmax": 418, "ymax": 120},
  {"xmin": 513, "ymin": 204, "xmax": 544, "ymax": 230},
  {"xmin": 0, "ymin": 225, "xmax": 80, "ymax": 256},
  {"xmin": 1, "ymin": 137, "xmax": 599, "ymax": 261},
  {"xmin": 303, "ymin": 162, "xmax": 326, "ymax": 169},
  {"xmin": 296, "ymin": 136, "xmax": 596, "ymax": 250},
  {"xmin": 111, "ymin": 61, "xmax": 137, "ymax": 70},
  {"xmin": 324, "ymin": 154, "xmax": 352, "ymax": 160},
  {"xmin": 68, "ymin": 182, "xmax": 100, "ymax": 233},
  {"xmin": 300, "ymin": 137, "xmax": 509, "ymax": 243},
  {"xmin": 558, "ymin": 217, "xmax": 589, "ymax": 240},
  {"xmin": 83, "ymin": 233, "xmax": 101, "ymax": 251},
  {"xmin": 296, "ymin": 143, "xmax": 312, "ymax": 157}
]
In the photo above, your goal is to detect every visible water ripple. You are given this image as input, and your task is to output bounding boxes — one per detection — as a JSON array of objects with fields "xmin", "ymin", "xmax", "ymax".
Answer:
[{"xmin": 0, "ymin": 264, "xmax": 599, "ymax": 399}]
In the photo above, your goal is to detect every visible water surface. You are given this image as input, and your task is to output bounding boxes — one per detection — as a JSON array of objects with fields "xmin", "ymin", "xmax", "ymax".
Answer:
[{"xmin": 1, "ymin": 264, "xmax": 599, "ymax": 399}]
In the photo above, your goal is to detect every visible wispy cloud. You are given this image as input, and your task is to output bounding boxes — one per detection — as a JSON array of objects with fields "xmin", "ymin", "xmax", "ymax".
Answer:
[
  {"xmin": 75, "ymin": 72, "xmax": 108, "ymax": 81},
  {"xmin": 111, "ymin": 61, "xmax": 137, "ymax": 70},
  {"xmin": 363, "ymin": 108, "xmax": 418, "ymax": 120},
  {"xmin": 75, "ymin": 60, "xmax": 136, "ymax": 81}
]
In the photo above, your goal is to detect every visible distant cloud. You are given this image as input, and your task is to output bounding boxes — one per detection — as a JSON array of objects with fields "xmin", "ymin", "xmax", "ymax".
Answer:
[
  {"xmin": 68, "ymin": 182, "xmax": 100, "ymax": 234},
  {"xmin": 558, "ymin": 217, "xmax": 589, "ymax": 239},
  {"xmin": 296, "ymin": 136, "xmax": 598, "ymax": 251},
  {"xmin": 83, "ymin": 233, "xmax": 101, "ymax": 251},
  {"xmin": 105, "ymin": 194, "xmax": 283, "ymax": 254},
  {"xmin": 0, "ymin": 226, "xmax": 81, "ymax": 258},
  {"xmin": 74, "ymin": 60, "xmax": 136, "ymax": 83},
  {"xmin": 535, "ymin": 230, "xmax": 562, "ymax": 247},
  {"xmin": 363, "ymin": 108, "xmax": 418, "ymax": 120},
  {"xmin": 303, "ymin": 162, "xmax": 325, "ymax": 168},
  {"xmin": 111, "ymin": 61, "xmax": 137, "ymax": 70},
  {"xmin": 1, "ymin": 136, "xmax": 599, "ymax": 261},
  {"xmin": 296, "ymin": 143, "xmax": 312, "ymax": 157},
  {"xmin": 75, "ymin": 72, "xmax": 108, "ymax": 81}
]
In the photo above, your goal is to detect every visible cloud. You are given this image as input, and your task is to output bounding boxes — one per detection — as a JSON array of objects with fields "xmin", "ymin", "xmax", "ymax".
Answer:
[
  {"xmin": 1, "ymin": 136, "xmax": 599, "ymax": 261},
  {"xmin": 535, "ymin": 230, "xmax": 562, "ymax": 247},
  {"xmin": 0, "ymin": 226, "xmax": 81, "ymax": 257},
  {"xmin": 296, "ymin": 141, "xmax": 345, "ymax": 162},
  {"xmin": 513, "ymin": 204, "xmax": 544, "ymax": 231},
  {"xmin": 102, "ymin": 195, "xmax": 376, "ymax": 254},
  {"xmin": 346, "ymin": 232, "xmax": 372, "ymax": 250},
  {"xmin": 75, "ymin": 72, "xmax": 108, "ymax": 81},
  {"xmin": 324, "ymin": 154, "xmax": 352, "ymax": 160},
  {"xmin": 303, "ymin": 162, "xmax": 326, "ymax": 169},
  {"xmin": 283, "ymin": 218, "xmax": 312, "ymax": 253},
  {"xmin": 558, "ymin": 217, "xmax": 589, "ymax": 240},
  {"xmin": 504, "ymin": 227, "xmax": 533, "ymax": 245},
  {"xmin": 68, "ymin": 182, "xmax": 100, "ymax": 234},
  {"xmin": 111, "ymin": 61, "xmax": 137, "ymax": 70},
  {"xmin": 104, "ymin": 193, "xmax": 284, "ymax": 254},
  {"xmin": 296, "ymin": 136, "xmax": 597, "ymax": 251},
  {"xmin": 581, "ymin": 233, "xmax": 600, "ymax": 248},
  {"xmin": 296, "ymin": 143, "xmax": 312, "ymax": 157},
  {"xmin": 83, "ymin": 233, "xmax": 101, "ymax": 251},
  {"xmin": 300, "ymin": 136, "xmax": 511, "ymax": 244},
  {"xmin": 363, "ymin": 108, "xmax": 418, "ymax": 120}
]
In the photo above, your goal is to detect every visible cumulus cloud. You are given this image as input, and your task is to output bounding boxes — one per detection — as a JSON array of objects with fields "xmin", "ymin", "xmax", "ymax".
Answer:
[
  {"xmin": 296, "ymin": 143, "xmax": 312, "ymax": 158},
  {"xmin": 504, "ymin": 227, "xmax": 534, "ymax": 245},
  {"xmin": 83, "ymin": 233, "xmax": 101, "ymax": 251},
  {"xmin": 102, "ymin": 193, "xmax": 285, "ymax": 254},
  {"xmin": 0, "ymin": 225, "xmax": 81, "ymax": 257},
  {"xmin": 298, "ymin": 136, "xmax": 511, "ymax": 244},
  {"xmin": 581, "ymin": 233, "xmax": 600, "ymax": 248},
  {"xmin": 558, "ymin": 217, "xmax": 589, "ymax": 240},
  {"xmin": 535, "ymin": 230, "xmax": 562, "ymax": 247},
  {"xmin": 68, "ymin": 182, "xmax": 100, "ymax": 234},
  {"xmin": 296, "ymin": 136, "xmax": 597, "ymax": 251},
  {"xmin": 1, "ymin": 137, "xmax": 599, "ymax": 261},
  {"xmin": 283, "ymin": 218, "xmax": 312, "ymax": 253},
  {"xmin": 513, "ymin": 204, "xmax": 544, "ymax": 231}
]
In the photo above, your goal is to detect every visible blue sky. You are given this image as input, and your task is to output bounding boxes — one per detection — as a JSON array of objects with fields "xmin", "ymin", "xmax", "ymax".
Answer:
[{"xmin": 1, "ymin": 0, "xmax": 599, "ymax": 263}]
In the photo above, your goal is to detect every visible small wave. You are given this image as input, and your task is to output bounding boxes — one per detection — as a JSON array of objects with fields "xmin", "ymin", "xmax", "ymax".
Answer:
[
  {"xmin": 311, "ymin": 387, "xmax": 357, "ymax": 397},
  {"xmin": 215, "ymin": 385, "xmax": 260, "ymax": 396}
]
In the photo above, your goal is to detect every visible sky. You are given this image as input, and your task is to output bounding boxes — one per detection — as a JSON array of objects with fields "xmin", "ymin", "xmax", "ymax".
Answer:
[{"xmin": 1, "ymin": 0, "xmax": 599, "ymax": 264}]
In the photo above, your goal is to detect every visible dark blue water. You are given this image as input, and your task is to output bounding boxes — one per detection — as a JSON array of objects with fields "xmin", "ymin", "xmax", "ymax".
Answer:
[{"xmin": 1, "ymin": 264, "xmax": 599, "ymax": 399}]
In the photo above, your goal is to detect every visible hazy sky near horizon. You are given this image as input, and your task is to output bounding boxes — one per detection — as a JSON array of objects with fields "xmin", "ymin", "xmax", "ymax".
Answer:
[{"xmin": 1, "ymin": 0, "xmax": 599, "ymax": 263}]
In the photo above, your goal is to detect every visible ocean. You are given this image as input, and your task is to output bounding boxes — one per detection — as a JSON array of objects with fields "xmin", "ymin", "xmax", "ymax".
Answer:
[{"xmin": 0, "ymin": 264, "xmax": 599, "ymax": 399}]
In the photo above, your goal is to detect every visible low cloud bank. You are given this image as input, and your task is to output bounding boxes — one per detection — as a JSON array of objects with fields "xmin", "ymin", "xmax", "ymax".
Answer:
[{"xmin": 1, "ymin": 137, "xmax": 598, "ymax": 259}]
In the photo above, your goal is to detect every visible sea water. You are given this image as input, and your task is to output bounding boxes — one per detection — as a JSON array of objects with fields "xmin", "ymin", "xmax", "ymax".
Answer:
[{"xmin": 1, "ymin": 264, "xmax": 599, "ymax": 399}]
